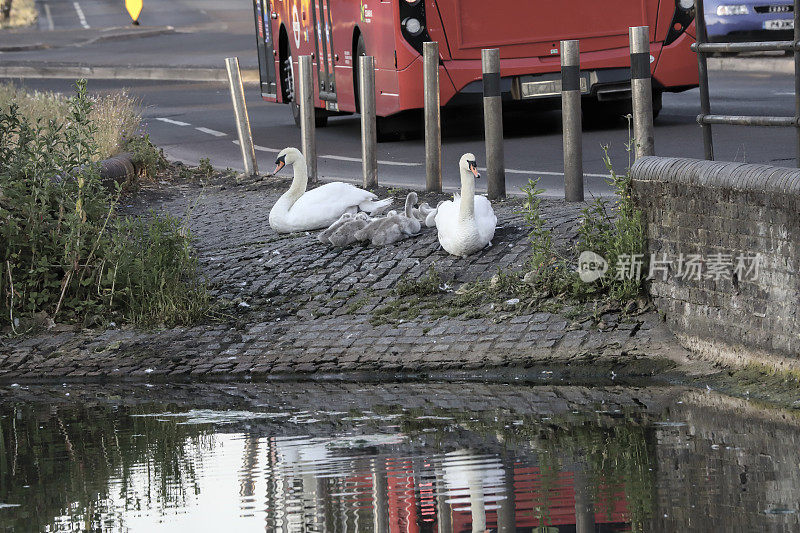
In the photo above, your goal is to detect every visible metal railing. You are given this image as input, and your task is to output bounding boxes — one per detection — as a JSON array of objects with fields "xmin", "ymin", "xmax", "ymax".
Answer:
[{"xmin": 692, "ymin": 0, "xmax": 800, "ymax": 166}]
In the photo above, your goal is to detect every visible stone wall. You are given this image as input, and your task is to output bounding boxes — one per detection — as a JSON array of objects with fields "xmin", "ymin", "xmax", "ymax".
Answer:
[
  {"xmin": 631, "ymin": 157, "xmax": 800, "ymax": 369},
  {"xmin": 651, "ymin": 392, "xmax": 800, "ymax": 532}
]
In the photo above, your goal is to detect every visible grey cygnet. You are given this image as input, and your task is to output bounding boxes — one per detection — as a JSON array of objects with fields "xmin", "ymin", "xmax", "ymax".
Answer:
[
  {"xmin": 328, "ymin": 212, "xmax": 372, "ymax": 247},
  {"xmin": 355, "ymin": 193, "xmax": 421, "ymax": 246}
]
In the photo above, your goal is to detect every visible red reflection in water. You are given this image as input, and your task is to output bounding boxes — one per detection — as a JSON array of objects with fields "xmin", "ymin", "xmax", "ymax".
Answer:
[{"xmin": 337, "ymin": 457, "xmax": 634, "ymax": 532}]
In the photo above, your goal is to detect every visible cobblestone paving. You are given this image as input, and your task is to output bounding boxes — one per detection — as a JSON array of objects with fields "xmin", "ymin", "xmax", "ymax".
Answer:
[{"xmin": 0, "ymin": 176, "xmax": 688, "ymax": 381}]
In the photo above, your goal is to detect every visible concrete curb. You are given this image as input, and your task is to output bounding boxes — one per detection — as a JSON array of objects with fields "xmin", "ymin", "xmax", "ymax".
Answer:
[
  {"xmin": 77, "ymin": 26, "xmax": 177, "ymax": 47},
  {"xmin": 0, "ymin": 42, "xmax": 51, "ymax": 52},
  {"xmin": 0, "ymin": 65, "xmax": 260, "ymax": 82},
  {"xmin": 707, "ymin": 56, "xmax": 794, "ymax": 73}
]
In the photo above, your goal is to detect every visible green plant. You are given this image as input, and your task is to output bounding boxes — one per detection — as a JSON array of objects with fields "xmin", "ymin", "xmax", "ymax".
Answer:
[
  {"xmin": 517, "ymin": 141, "xmax": 647, "ymax": 304},
  {"xmin": 197, "ymin": 157, "xmax": 214, "ymax": 181},
  {"xmin": 517, "ymin": 179, "xmax": 580, "ymax": 298},
  {"xmin": 124, "ymin": 133, "xmax": 168, "ymax": 179},
  {"xmin": 1, "ymin": 81, "xmax": 114, "ymax": 329},
  {"xmin": 575, "ymin": 145, "xmax": 647, "ymax": 301},
  {"xmin": 108, "ymin": 213, "xmax": 209, "ymax": 326},
  {"xmin": 394, "ymin": 266, "xmax": 445, "ymax": 297},
  {"xmin": 0, "ymin": 81, "xmax": 209, "ymax": 331}
]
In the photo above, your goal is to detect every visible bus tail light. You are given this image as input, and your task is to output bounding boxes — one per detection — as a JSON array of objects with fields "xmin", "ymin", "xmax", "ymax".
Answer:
[
  {"xmin": 399, "ymin": 0, "xmax": 430, "ymax": 54},
  {"xmin": 665, "ymin": 0, "xmax": 695, "ymax": 46}
]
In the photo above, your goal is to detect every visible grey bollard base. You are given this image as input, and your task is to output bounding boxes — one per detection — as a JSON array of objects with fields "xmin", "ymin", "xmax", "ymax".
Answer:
[
  {"xmin": 560, "ymin": 39, "xmax": 584, "ymax": 202},
  {"xmin": 482, "ymin": 48, "xmax": 506, "ymax": 200},
  {"xmin": 359, "ymin": 56, "xmax": 378, "ymax": 188},
  {"xmin": 424, "ymin": 41, "xmax": 442, "ymax": 193},
  {"xmin": 298, "ymin": 55, "xmax": 317, "ymax": 182},
  {"xmin": 629, "ymin": 26, "xmax": 655, "ymax": 159}
]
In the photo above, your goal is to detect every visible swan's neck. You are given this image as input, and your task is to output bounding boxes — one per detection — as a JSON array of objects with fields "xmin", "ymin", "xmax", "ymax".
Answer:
[
  {"xmin": 281, "ymin": 157, "xmax": 309, "ymax": 209},
  {"xmin": 459, "ymin": 168, "xmax": 475, "ymax": 221}
]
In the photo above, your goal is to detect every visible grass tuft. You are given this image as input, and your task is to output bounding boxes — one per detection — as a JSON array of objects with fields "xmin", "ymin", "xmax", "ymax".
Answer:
[
  {"xmin": 0, "ymin": 82, "xmax": 142, "ymax": 161},
  {"xmin": 0, "ymin": 0, "xmax": 37, "ymax": 29}
]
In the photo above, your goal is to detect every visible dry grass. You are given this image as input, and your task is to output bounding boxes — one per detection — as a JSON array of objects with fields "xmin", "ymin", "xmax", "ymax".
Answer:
[
  {"xmin": 0, "ymin": 0, "xmax": 37, "ymax": 29},
  {"xmin": 0, "ymin": 82, "xmax": 142, "ymax": 160}
]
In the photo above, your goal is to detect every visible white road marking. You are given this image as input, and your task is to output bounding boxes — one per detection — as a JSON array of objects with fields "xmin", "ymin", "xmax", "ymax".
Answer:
[
  {"xmin": 195, "ymin": 127, "xmax": 227, "ymax": 137},
  {"xmin": 44, "ymin": 3, "xmax": 54, "ymax": 30},
  {"xmin": 774, "ymin": 91, "xmax": 795, "ymax": 96},
  {"xmin": 478, "ymin": 166, "xmax": 609, "ymax": 178},
  {"xmin": 233, "ymin": 140, "xmax": 280, "ymax": 153},
  {"xmin": 155, "ymin": 117, "xmax": 191, "ymax": 126},
  {"xmin": 73, "ymin": 2, "xmax": 89, "ymax": 29},
  {"xmin": 321, "ymin": 154, "xmax": 421, "ymax": 167}
]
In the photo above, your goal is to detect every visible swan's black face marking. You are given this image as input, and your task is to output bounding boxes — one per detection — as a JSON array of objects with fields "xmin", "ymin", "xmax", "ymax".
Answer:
[
  {"xmin": 468, "ymin": 160, "xmax": 480, "ymax": 179},
  {"xmin": 274, "ymin": 154, "xmax": 286, "ymax": 174}
]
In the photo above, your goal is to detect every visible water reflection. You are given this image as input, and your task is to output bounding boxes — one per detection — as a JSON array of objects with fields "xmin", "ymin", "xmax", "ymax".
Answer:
[{"xmin": 0, "ymin": 383, "xmax": 798, "ymax": 532}]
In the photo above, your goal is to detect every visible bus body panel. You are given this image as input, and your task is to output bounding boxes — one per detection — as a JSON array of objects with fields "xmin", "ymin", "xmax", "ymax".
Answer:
[
  {"xmin": 430, "ymin": 0, "xmax": 661, "ymax": 60},
  {"xmin": 394, "ymin": 43, "xmax": 668, "ymax": 112},
  {"xmin": 255, "ymin": 0, "xmax": 698, "ymax": 118},
  {"xmin": 652, "ymin": 29, "xmax": 700, "ymax": 89}
]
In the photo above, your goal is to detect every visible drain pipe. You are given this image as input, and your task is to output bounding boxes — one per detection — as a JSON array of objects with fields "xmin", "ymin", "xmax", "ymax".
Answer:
[
  {"xmin": 52, "ymin": 152, "xmax": 139, "ymax": 186},
  {"xmin": 99, "ymin": 152, "xmax": 138, "ymax": 185}
]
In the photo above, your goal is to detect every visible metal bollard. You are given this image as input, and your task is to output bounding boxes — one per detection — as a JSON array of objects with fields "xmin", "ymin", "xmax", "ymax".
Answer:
[
  {"xmin": 359, "ymin": 55, "xmax": 378, "ymax": 188},
  {"xmin": 482, "ymin": 48, "xmax": 505, "ymax": 199},
  {"xmin": 694, "ymin": 0, "xmax": 714, "ymax": 161},
  {"xmin": 225, "ymin": 57, "xmax": 258, "ymax": 178},
  {"xmin": 297, "ymin": 55, "xmax": 317, "ymax": 182},
  {"xmin": 424, "ymin": 41, "xmax": 442, "ymax": 193},
  {"xmin": 629, "ymin": 26, "xmax": 655, "ymax": 159},
  {"xmin": 560, "ymin": 40, "xmax": 584, "ymax": 202}
]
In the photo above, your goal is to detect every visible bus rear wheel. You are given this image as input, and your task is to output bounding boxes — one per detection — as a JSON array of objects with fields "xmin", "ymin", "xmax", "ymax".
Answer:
[{"xmin": 281, "ymin": 52, "xmax": 328, "ymax": 128}]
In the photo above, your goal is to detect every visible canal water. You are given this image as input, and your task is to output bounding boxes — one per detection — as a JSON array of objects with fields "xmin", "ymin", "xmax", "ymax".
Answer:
[{"xmin": 0, "ymin": 382, "xmax": 798, "ymax": 532}]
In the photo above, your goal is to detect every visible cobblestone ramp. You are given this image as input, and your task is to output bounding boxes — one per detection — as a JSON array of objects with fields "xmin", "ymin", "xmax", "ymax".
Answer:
[{"xmin": 0, "ymin": 178, "xmax": 687, "ymax": 381}]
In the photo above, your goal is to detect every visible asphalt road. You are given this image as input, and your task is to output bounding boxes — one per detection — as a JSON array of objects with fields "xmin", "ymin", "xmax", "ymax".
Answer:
[
  {"xmin": 11, "ymin": 70, "xmax": 798, "ymax": 196},
  {"xmin": 36, "ymin": 0, "xmax": 216, "ymax": 30}
]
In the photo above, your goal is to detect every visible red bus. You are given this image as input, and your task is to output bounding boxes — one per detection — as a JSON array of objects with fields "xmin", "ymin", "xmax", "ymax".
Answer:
[{"xmin": 252, "ymin": 0, "xmax": 698, "ymax": 133}]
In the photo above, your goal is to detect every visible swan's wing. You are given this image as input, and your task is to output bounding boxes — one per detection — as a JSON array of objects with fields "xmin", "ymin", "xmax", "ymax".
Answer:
[
  {"xmin": 474, "ymin": 196, "xmax": 496, "ymax": 221},
  {"xmin": 474, "ymin": 196, "xmax": 497, "ymax": 242},
  {"xmin": 434, "ymin": 199, "xmax": 460, "ymax": 244},
  {"xmin": 289, "ymin": 182, "xmax": 378, "ymax": 226},
  {"xmin": 433, "ymin": 199, "xmax": 457, "ymax": 226}
]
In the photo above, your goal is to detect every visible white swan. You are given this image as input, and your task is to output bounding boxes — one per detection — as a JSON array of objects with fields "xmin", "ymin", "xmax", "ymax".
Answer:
[
  {"xmin": 434, "ymin": 153, "xmax": 497, "ymax": 258},
  {"xmin": 269, "ymin": 147, "xmax": 392, "ymax": 233}
]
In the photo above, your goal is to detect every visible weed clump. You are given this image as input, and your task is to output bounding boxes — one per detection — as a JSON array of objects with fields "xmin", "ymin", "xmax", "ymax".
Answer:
[
  {"xmin": 109, "ymin": 214, "xmax": 209, "ymax": 325},
  {"xmin": 0, "ymin": 81, "xmax": 209, "ymax": 332},
  {"xmin": 517, "ymin": 141, "xmax": 648, "ymax": 304},
  {"xmin": 394, "ymin": 266, "xmax": 445, "ymax": 297},
  {"xmin": 124, "ymin": 133, "xmax": 169, "ymax": 180},
  {"xmin": 576, "ymin": 147, "xmax": 647, "ymax": 301}
]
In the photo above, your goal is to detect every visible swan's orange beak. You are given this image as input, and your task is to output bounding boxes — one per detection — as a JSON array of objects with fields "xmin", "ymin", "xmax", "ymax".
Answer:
[
  {"xmin": 469, "ymin": 161, "xmax": 480, "ymax": 179},
  {"xmin": 273, "ymin": 158, "xmax": 286, "ymax": 175}
]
